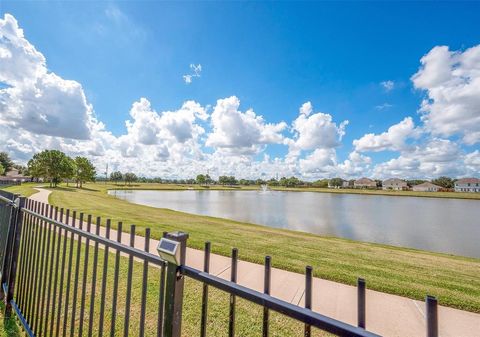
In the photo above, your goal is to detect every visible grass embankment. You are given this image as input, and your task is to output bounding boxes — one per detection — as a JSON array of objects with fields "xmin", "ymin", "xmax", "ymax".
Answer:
[
  {"xmin": 0, "ymin": 302, "xmax": 19, "ymax": 337},
  {"xmin": 16, "ymin": 232, "xmax": 330, "ymax": 337},
  {"xmin": 1, "ymin": 182, "xmax": 41, "ymax": 198},
  {"xmin": 33, "ymin": 182, "xmax": 480, "ymax": 314}
]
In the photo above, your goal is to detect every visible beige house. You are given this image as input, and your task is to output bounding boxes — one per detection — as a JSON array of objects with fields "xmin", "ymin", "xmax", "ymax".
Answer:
[
  {"xmin": 412, "ymin": 182, "xmax": 441, "ymax": 192},
  {"xmin": 454, "ymin": 178, "xmax": 480, "ymax": 193},
  {"xmin": 382, "ymin": 178, "xmax": 408, "ymax": 191},
  {"xmin": 354, "ymin": 177, "xmax": 377, "ymax": 189},
  {"xmin": 2, "ymin": 169, "xmax": 31, "ymax": 183}
]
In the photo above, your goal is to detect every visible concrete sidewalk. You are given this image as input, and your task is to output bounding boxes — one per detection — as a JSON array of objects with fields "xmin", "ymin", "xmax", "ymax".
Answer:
[{"xmin": 30, "ymin": 188, "xmax": 480, "ymax": 337}]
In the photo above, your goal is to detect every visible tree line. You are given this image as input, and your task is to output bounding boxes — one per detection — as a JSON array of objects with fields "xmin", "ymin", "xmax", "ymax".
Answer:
[
  {"xmin": 27, "ymin": 150, "xmax": 96, "ymax": 188},
  {"xmin": 0, "ymin": 150, "xmax": 462, "ymax": 190},
  {"xmin": 109, "ymin": 171, "xmax": 138, "ymax": 185}
]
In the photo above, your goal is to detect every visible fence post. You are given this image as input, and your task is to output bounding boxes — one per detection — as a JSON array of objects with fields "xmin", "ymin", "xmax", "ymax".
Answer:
[
  {"xmin": 0, "ymin": 193, "xmax": 18, "ymax": 301},
  {"xmin": 426, "ymin": 295, "xmax": 438, "ymax": 337},
  {"xmin": 357, "ymin": 278, "xmax": 366, "ymax": 329},
  {"xmin": 4, "ymin": 196, "xmax": 26, "ymax": 317},
  {"xmin": 163, "ymin": 231, "xmax": 189, "ymax": 337}
]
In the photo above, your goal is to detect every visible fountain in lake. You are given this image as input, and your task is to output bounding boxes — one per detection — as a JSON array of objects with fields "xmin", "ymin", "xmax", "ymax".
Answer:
[{"xmin": 260, "ymin": 184, "xmax": 269, "ymax": 192}]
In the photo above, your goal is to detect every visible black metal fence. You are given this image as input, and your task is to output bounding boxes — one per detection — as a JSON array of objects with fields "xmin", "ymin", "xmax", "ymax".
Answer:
[{"xmin": 0, "ymin": 191, "xmax": 440, "ymax": 337}]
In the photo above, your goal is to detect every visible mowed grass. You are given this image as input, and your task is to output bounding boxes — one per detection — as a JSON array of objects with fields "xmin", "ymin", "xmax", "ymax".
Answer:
[
  {"xmin": 37, "ymin": 183, "xmax": 480, "ymax": 314},
  {"xmin": 14, "ymin": 219, "xmax": 332, "ymax": 337},
  {"xmin": 0, "ymin": 302, "xmax": 20, "ymax": 337},
  {"xmin": 1, "ymin": 182, "xmax": 43, "ymax": 198}
]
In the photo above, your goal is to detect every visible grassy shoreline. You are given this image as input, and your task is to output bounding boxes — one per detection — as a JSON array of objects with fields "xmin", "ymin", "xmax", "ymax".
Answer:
[
  {"xmin": 3, "ymin": 181, "xmax": 480, "ymax": 200},
  {"xmin": 108, "ymin": 182, "xmax": 480, "ymax": 200},
  {"xmin": 2, "ymin": 182, "xmax": 480, "ymax": 313}
]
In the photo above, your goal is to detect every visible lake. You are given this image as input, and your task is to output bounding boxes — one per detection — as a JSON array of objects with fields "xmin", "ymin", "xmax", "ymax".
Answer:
[{"xmin": 109, "ymin": 189, "xmax": 480, "ymax": 258}]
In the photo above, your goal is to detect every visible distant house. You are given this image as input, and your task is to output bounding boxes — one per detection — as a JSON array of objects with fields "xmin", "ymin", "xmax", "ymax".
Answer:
[
  {"xmin": 412, "ymin": 182, "xmax": 441, "ymax": 192},
  {"xmin": 454, "ymin": 178, "xmax": 480, "ymax": 193},
  {"xmin": 382, "ymin": 178, "xmax": 408, "ymax": 191},
  {"xmin": 1, "ymin": 169, "xmax": 31, "ymax": 183},
  {"xmin": 354, "ymin": 177, "xmax": 377, "ymax": 189},
  {"xmin": 327, "ymin": 179, "xmax": 349, "ymax": 189}
]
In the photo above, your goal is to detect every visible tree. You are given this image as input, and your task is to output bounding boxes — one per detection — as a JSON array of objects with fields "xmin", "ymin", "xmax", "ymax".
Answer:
[
  {"xmin": 205, "ymin": 174, "xmax": 213, "ymax": 185},
  {"xmin": 74, "ymin": 157, "xmax": 96, "ymax": 188},
  {"xmin": 432, "ymin": 176, "xmax": 454, "ymax": 189},
  {"xmin": 0, "ymin": 165, "xmax": 4, "ymax": 175},
  {"xmin": 124, "ymin": 172, "xmax": 137, "ymax": 185},
  {"xmin": 12, "ymin": 164, "xmax": 27, "ymax": 175},
  {"xmin": 407, "ymin": 179, "xmax": 425, "ymax": 187},
  {"xmin": 196, "ymin": 174, "xmax": 206, "ymax": 186},
  {"xmin": 27, "ymin": 150, "xmax": 74, "ymax": 187},
  {"xmin": 0, "ymin": 152, "xmax": 13, "ymax": 174},
  {"xmin": 329, "ymin": 178, "xmax": 344, "ymax": 188},
  {"xmin": 267, "ymin": 178, "xmax": 279, "ymax": 186},
  {"xmin": 218, "ymin": 175, "xmax": 228, "ymax": 185},
  {"xmin": 64, "ymin": 157, "xmax": 76, "ymax": 186},
  {"xmin": 110, "ymin": 171, "xmax": 123, "ymax": 184},
  {"xmin": 312, "ymin": 179, "xmax": 329, "ymax": 188}
]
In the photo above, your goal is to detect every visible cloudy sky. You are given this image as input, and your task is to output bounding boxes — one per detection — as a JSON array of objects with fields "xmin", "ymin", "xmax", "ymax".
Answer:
[{"xmin": 1, "ymin": 2, "xmax": 479, "ymax": 180}]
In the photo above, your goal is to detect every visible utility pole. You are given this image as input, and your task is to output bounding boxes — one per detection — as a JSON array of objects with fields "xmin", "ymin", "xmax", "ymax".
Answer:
[{"xmin": 105, "ymin": 163, "xmax": 108, "ymax": 184}]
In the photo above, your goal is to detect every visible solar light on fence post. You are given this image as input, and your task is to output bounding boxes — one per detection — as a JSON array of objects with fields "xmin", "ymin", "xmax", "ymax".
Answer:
[
  {"xmin": 357, "ymin": 278, "xmax": 366, "ymax": 329},
  {"xmin": 426, "ymin": 295, "xmax": 438, "ymax": 337},
  {"xmin": 158, "ymin": 231, "xmax": 189, "ymax": 337}
]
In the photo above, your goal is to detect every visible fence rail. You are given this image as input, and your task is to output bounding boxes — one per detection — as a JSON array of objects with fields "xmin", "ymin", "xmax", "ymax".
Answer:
[{"xmin": 0, "ymin": 191, "xmax": 441, "ymax": 337}]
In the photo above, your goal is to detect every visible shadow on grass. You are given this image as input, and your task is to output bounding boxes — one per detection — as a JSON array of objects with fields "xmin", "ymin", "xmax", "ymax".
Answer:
[{"xmin": 0, "ymin": 302, "xmax": 20, "ymax": 337}]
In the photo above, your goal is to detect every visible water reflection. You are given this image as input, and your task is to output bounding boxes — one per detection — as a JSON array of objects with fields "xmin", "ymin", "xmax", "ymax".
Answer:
[{"xmin": 109, "ymin": 190, "xmax": 480, "ymax": 258}]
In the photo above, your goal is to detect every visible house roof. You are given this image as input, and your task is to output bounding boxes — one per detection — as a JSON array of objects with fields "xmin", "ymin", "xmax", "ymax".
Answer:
[
  {"xmin": 383, "ymin": 178, "xmax": 406, "ymax": 184},
  {"xmin": 456, "ymin": 178, "xmax": 480, "ymax": 184},
  {"xmin": 355, "ymin": 177, "xmax": 375, "ymax": 184},
  {"xmin": 413, "ymin": 182, "xmax": 441, "ymax": 188}
]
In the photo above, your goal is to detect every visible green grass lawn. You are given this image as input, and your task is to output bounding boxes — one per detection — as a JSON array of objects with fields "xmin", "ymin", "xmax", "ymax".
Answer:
[
  {"xmin": 13, "ymin": 222, "xmax": 331, "ymax": 337},
  {"xmin": 0, "ymin": 182, "xmax": 45, "ymax": 198},
  {"xmin": 28, "ymin": 182, "xmax": 480, "ymax": 314},
  {"xmin": 0, "ymin": 302, "xmax": 19, "ymax": 337}
]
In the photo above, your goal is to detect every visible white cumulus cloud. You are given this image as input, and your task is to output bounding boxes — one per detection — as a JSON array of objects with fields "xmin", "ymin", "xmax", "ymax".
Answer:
[
  {"xmin": 206, "ymin": 96, "xmax": 287, "ymax": 155},
  {"xmin": 0, "ymin": 13, "xmax": 94, "ymax": 140},
  {"xmin": 353, "ymin": 117, "xmax": 419, "ymax": 152},
  {"xmin": 412, "ymin": 45, "xmax": 480, "ymax": 145},
  {"xmin": 286, "ymin": 101, "xmax": 348, "ymax": 159}
]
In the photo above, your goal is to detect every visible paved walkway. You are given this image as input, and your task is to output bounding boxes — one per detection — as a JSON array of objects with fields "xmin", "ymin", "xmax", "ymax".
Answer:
[{"xmin": 30, "ymin": 188, "xmax": 480, "ymax": 337}]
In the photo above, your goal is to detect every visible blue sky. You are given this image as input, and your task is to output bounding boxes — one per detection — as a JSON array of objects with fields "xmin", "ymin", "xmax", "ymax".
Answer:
[{"xmin": 1, "ymin": 1, "xmax": 479, "ymax": 179}]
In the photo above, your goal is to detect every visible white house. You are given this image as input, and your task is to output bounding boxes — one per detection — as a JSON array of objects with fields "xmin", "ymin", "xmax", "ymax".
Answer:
[
  {"xmin": 412, "ymin": 182, "xmax": 441, "ymax": 192},
  {"xmin": 382, "ymin": 178, "xmax": 408, "ymax": 191},
  {"xmin": 328, "ymin": 179, "xmax": 350, "ymax": 188},
  {"xmin": 454, "ymin": 178, "xmax": 480, "ymax": 193}
]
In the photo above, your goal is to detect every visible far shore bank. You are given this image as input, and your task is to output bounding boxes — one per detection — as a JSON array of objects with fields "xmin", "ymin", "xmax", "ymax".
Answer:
[{"xmin": 105, "ymin": 182, "xmax": 480, "ymax": 200}]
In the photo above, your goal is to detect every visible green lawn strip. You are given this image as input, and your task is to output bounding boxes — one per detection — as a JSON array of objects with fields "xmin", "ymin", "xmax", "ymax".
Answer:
[
  {"xmin": 43, "ymin": 183, "xmax": 480, "ymax": 313},
  {"xmin": 0, "ymin": 302, "xmax": 20, "ymax": 337},
  {"xmin": 14, "ymin": 221, "xmax": 333, "ymax": 337},
  {"xmin": 0, "ymin": 182, "xmax": 46, "ymax": 198}
]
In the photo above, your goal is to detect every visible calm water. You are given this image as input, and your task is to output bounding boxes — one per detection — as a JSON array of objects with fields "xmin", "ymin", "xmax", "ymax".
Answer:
[{"xmin": 109, "ymin": 189, "xmax": 480, "ymax": 258}]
